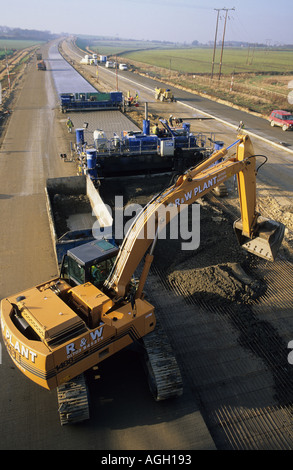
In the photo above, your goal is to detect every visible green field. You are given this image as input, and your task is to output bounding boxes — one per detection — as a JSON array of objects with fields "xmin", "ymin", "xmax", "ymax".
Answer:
[
  {"xmin": 0, "ymin": 39, "xmax": 44, "ymax": 58},
  {"xmin": 76, "ymin": 37, "xmax": 293, "ymax": 114},
  {"xmin": 124, "ymin": 47, "xmax": 293, "ymax": 114},
  {"xmin": 120, "ymin": 47, "xmax": 293, "ymax": 75},
  {"xmin": 76, "ymin": 37, "xmax": 176, "ymax": 59},
  {"xmin": 0, "ymin": 39, "xmax": 44, "ymax": 48},
  {"xmin": 77, "ymin": 36, "xmax": 293, "ymax": 75}
]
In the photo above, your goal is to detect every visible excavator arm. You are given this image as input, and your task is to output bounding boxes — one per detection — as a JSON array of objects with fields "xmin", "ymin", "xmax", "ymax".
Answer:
[{"xmin": 104, "ymin": 135, "xmax": 284, "ymax": 299}]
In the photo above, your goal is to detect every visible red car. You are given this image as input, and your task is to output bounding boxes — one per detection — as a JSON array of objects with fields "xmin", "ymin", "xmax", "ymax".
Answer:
[{"xmin": 269, "ymin": 110, "xmax": 293, "ymax": 131}]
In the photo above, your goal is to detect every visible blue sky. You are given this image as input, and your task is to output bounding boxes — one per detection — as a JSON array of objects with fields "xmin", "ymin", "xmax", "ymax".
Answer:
[{"xmin": 1, "ymin": 0, "xmax": 292, "ymax": 45}]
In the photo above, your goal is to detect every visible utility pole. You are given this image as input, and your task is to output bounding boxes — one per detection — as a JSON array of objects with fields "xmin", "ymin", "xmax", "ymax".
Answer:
[
  {"xmin": 116, "ymin": 55, "xmax": 118, "ymax": 91},
  {"xmin": 211, "ymin": 9, "xmax": 221, "ymax": 79},
  {"xmin": 218, "ymin": 7, "xmax": 235, "ymax": 81},
  {"xmin": 5, "ymin": 47, "xmax": 11, "ymax": 92}
]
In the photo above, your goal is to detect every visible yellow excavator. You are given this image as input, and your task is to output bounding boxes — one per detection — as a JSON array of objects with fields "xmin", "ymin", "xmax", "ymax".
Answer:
[{"xmin": 1, "ymin": 135, "xmax": 285, "ymax": 425}]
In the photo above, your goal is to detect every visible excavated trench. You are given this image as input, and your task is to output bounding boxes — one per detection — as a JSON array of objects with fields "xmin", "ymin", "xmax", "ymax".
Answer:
[{"xmin": 51, "ymin": 193, "xmax": 95, "ymax": 237}]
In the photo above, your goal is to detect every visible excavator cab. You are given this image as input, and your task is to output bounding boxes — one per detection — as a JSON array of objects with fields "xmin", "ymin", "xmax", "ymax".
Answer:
[{"xmin": 60, "ymin": 239, "xmax": 119, "ymax": 288}]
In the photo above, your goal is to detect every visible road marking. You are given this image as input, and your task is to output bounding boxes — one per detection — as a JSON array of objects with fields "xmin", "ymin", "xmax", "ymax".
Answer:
[
  {"xmin": 103, "ymin": 68, "xmax": 293, "ymax": 155},
  {"xmin": 178, "ymin": 101, "xmax": 293, "ymax": 156}
]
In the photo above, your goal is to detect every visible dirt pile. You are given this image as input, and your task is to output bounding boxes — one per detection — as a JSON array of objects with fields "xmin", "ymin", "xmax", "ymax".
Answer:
[
  {"xmin": 152, "ymin": 197, "xmax": 249, "ymax": 269},
  {"xmin": 168, "ymin": 262, "xmax": 264, "ymax": 305},
  {"xmin": 152, "ymin": 199, "xmax": 264, "ymax": 306},
  {"xmin": 257, "ymin": 195, "xmax": 293, "ymax": 260}
]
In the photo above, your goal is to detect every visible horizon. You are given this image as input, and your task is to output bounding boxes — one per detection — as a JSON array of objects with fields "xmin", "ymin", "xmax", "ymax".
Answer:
[
  {"xmin": 0, "ymin": 0, "xmax": 291, "ymax": 46},
  {"xmin": 1, "ymin": 26, "xmax": 293, "ymax": 49}
]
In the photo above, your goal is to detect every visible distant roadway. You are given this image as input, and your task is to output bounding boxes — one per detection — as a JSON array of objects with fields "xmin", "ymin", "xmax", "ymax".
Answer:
[
  {"xmin": 63, "ymin": 39, "xmax": 293, "ymax": 149},
  {"xmin": 63, "ymin": 38, "xmax": 293, "ymax": 196}
]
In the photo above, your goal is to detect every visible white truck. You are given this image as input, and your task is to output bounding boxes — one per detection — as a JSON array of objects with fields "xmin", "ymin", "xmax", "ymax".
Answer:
[{"xmin": 105, "ymin": 61, "xmax": 116, "ymax": 68}]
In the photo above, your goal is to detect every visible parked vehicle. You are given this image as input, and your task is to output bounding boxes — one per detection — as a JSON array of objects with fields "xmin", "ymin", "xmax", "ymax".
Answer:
[
  {"xmin": 37, "ymin": 60, "xmax": 46, "ymax": 71},
  {"xmin": 119, "ymin": 64, "xmax": 128, "ymax": 70},
  {"xmin": 105, "ymin": 61, "xmax": 116, "ymax": 68},
  {"xmin": 269, "ymin": 110, "xmax": 293, "ymax": 131}
]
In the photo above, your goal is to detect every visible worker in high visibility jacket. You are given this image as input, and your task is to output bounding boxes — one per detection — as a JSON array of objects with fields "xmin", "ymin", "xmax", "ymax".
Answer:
[{"xmin": 66, "ymin": 117, "xmax": 74, "ymax": 133}]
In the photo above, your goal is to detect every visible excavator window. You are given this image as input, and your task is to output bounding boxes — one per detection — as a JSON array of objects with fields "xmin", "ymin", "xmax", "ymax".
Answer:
[
  {"xmin": 60, "ymin": 240, "xmax": 119, "ymax": 287},
  {"xmin": 65, "ymin": 256, "xmax": 85, "ymax": 286}
]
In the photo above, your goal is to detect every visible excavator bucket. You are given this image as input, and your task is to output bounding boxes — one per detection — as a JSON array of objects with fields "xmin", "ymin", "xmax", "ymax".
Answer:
[{"xmin": 233, "ymin": 216, "xmax": 285, "ymax": 261}]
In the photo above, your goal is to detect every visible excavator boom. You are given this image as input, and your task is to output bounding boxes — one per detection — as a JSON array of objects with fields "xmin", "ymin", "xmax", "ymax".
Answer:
[{"xmin": 105, "ymin": 135, "xmax": 285, "ymax": 298}]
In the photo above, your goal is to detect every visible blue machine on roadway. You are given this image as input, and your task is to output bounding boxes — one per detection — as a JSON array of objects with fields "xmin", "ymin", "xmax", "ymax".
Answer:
[
  {"xmin": 59, "ymin": 91, "xmax": 123, "ymax": 112},
  {"xmin": 69, "ymin": 118, "xmax": 219, "ymax": 181}
]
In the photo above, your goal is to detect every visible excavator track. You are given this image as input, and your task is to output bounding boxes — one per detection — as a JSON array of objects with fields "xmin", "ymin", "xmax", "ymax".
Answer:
[
  {"xmin": 142, "ymin": 320, "xmax": 183, "ymax": 401},
  {"xmin": 57, "ymin": 373, "xmax": 90, "ymax": 425}
]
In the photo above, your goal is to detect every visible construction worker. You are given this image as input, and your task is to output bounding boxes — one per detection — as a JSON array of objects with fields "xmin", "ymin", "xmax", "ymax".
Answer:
[
  {"xmin": 66, "ymin": 117, "xmax": 74, "ymax": 133},
  {"xmin": 152, "ymin": 123, "xmax": 160, "ymax": 136},
  {"xmin": 126, "ymin": 95, "xmax": 133, "ymax": 106},
  {"xmin": 91, "ymin": 263, "xmax": 106, "ymax": 285},
  {"xmin": 237, "ymin": 120, "xmax": 244, "ymax": 132}
]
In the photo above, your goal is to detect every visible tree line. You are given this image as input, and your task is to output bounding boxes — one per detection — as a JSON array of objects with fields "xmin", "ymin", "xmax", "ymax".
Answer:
[{"xmin": 0, "ymin": 26, "xmax": 58, "ymax": 41}]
